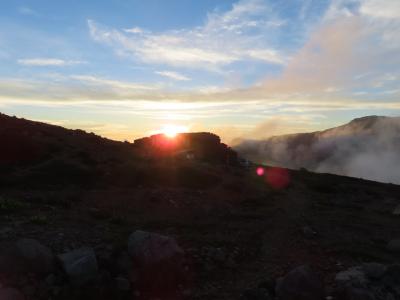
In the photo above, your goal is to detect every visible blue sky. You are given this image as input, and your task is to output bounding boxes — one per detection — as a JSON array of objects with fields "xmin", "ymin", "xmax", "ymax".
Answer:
[{"xmin": 0, "ymin": 0, "xmax": 399, "ymax": 142}]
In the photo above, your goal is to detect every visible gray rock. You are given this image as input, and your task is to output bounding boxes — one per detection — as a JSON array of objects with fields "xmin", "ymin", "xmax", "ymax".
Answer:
[
  {"xmin": 343, "ymin": 287, "xmax": 376, "ymax": 300},
  {"xmin": 115, "ymin": 276, "xmax": 130, "ymax": 291},
  {"xmin": 392, "ymin": 204, "xmax": 400, "ymax": 215},
  {"xmin": 302, "ymin": 226, "xmax": 317, "ymax": 239},
  {"xmin": 127, "ymin": 230, "xmax": 185, "ymax": 296},
  {"xmin": 382, "ymin": 264, "xmax": 400, "ymax": 294},
  {"xmin": 58, "ymin": 247, "xmax": 98, "ymax": 286},
  {"xmin": 387, "ymin": 239, "xmax": 400, "ymax": 252},
  {"xmin": 240, "ymin": 288, "xmax": 272, "ymax": 300},
  {"xmin": 128, "ymin": 230, "xmax": 184, "ymax": 265},
  {"xmin": 362, "ymin": 263, "xmax": 387, "ymax": 280},
  {"xmin": 0, "ymin": 288, "xmax": 25, "ymax": 300},
  {"xmin": 15, "ymin": 238, "xmax": 54, "ymax": 275},
  {"xmin": 335, "ymin": 267, "xmax": 367, "ymax": 287},
  {"xmin": 45, "ymin": 273, "xmax": 57, "ymax": 286},
  {"xmin": 275, "ymin": 265, "xmax": 324, "ymax": 300}
]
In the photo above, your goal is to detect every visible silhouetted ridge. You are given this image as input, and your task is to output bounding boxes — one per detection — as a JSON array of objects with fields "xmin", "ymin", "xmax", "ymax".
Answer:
[{"xmin": 133, "ymin": 132, "xmax": 238, "ymax": 164}]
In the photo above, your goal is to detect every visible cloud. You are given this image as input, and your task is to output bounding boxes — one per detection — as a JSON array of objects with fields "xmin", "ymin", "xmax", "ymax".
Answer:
[
  {"xmin": 123, "ymin": 27, "xmax": 144, "ymax": 34},
  {"xmin": 360, "ymin": 0, "xmax": 400, "ymax": 19},
  {"xmin": 69, "ymin": 75, "xmax": 161, "ymax": 91},
  {"xmin": 155, "ymin": 71, "xmax": 190, "ymax": 81},
  {"xmin": 17, "ymin": 58, "xmax": 86, "ymax": 67},
  {"xmin": 218, "ymin": 0, "xmax": 400, "ymax": 102},
  {"xmin": 18, "ymin": 6, "xmax": 40, "ymax": 16},
  {"xmin": 88, "ymin": 0, "xmax": 286, "ymax": 70}
]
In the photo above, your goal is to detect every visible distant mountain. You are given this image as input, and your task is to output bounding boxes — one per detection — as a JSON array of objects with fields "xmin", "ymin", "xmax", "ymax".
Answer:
[{"xmin": 235, "ymin": 116, "xmax": 400, "ymax": 184}]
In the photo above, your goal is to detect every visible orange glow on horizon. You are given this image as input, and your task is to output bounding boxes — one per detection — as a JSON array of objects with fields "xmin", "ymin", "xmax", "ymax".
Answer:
[{"xmin": 156, "ymin": 124, "xmax": 189, "ymax": 138}]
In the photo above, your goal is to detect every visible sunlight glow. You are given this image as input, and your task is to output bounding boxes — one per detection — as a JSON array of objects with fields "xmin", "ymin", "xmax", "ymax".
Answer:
[{"xmin": 159, "ymin": 124, "xmax": 189, "ymax": 138}]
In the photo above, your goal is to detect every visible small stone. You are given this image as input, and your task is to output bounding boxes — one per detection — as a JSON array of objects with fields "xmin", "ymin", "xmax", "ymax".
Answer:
[
  {"xmin": 335, "ymin": 267, "xmax": 367, "ymax": 287},
  {"xmin": 344, "ymin": 287, "xmax": 375, "ymax": 300},
  {"xmin": 241, "ymin": 288, "xmax": 272, "ymax": 300},
  {"xmin": 58, "ymin": 247, "xmax": 98, "ymax": 286},
  {"xmin": 45, "ymin": 273, "xmax": 56, "ymax": 286},
  {"xmin": 387, "ymin": 239, "xmax": 400, "ymax": 252},
  {"xmin": 362, "ymin": 263, "xmax": 387, "ymax": 280},
  {"xmin": 115, "ymin": 276, "xmax": 130, "ymax": 291},
  {"xmin": 302, "ymin": 226, "xmax": 317, "ymax": 239}
]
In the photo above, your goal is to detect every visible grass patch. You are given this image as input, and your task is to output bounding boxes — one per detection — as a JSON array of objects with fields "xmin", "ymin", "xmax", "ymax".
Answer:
[
  {"xmin": 29, "ymin": 215, "xmax": 49, "ymax": 225},
  {"xmin": 0, "ymin": 196, "xmax": 26, "ymax": 213}
]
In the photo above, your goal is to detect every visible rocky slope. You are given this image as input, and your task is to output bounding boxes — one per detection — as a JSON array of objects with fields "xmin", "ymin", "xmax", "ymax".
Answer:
[
  {"xmin": 0, "ymin": 113, "xmax": 400, "ymax": 300},
  {"xmin": 235, "ymin": 116, "xmax": 400, "ymax": 184}
]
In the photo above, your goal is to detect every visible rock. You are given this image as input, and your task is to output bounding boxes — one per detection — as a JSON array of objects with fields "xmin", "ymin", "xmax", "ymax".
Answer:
[
  {"xmin": 362, "ymin": 263, "xmax": 387, "ymax": 280},
  {"xmin": 386, "ymin": 239, "xmax": 400, "ymax": 252},
  {"xmin": 392, "ymin": 204, "xmax": 400, "ymax": 215},
  {"xmin": 257, "ymin": 278, "xmax": 276, "ymax": 297},
  {"xmin": 382, "ymin": 264, "xmax": 400, "ymax": 294},
  {"xmin": 15, "ymin": 238, "xmax": 54, "ymax": 275},
  {"xmin": 58, "ymin": 247, "xmax": 98, "ymax": 286},
  {"xmin": 335, "ymin": 267, "xmax": 367, "ymax": 287},
  {"xmin": 45, "ymin": 273, "xmax": 57, "ymax": 286},
  {"xmin": 127, "ymin": 230, "xmax": 185, "ymax": 297},
  {"xmin": 0, "ymin": 288, "xmax": 25, "ymax": 300},
  {"xmin": 344, "ymin": 287, "xmax": 376, "ymax": 300},
  {"xmin": 115, "ymin": 251, "xmax": 132, "ymax": 275},
  {"xmin": 275, "ymin": 265, "xmax": 324, "ymax": 300},
  {"xmin": 127, "ymin": 230, "xmax": 184, "ymax": 265},
  {"xmin": 115, "ymin": 276, "xmax": 130, "ymax": 291},
  {"xmin": 240, "ymin": 288, "xmax": 272, "ymax": 300},
  {"xmin": 302, "ymin": 226, "xmax": 317, "ymax": 239}
]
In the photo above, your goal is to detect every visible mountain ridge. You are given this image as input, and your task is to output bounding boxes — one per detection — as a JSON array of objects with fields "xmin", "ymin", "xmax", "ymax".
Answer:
[{"xmin": 235, "ymin": 115, "xmax": 400, "ymax": 184}]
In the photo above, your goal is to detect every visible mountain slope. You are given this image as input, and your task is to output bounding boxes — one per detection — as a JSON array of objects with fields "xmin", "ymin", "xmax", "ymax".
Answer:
[
  {"xmin": 1, "ymin": 113, "xmax": 400, "ymax": 300},
  {"xmin": 235, "ymin": 116, "xmax": 400, "ymax": 184}
]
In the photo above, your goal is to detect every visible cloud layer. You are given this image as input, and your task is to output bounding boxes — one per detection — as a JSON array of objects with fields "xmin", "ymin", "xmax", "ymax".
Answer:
[{"xmin": 88, "ymin": 0, "xmax": 286, "ymax": 70}]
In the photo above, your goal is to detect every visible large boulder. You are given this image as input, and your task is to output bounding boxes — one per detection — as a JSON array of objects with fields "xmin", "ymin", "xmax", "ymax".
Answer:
[
  {"xmin": 58, "ymin": 247, "xmax": 98, "ymax": 286},
  {"xmin": 275, "ymin": 265, "xmax": 324, "ymax": 300},
  {"xmin": 0, "ymin": 288, "xmax": 25, "ymax": 300},
  {"xmin": 362, "ymin": 263, "xmax": 387, "ymax": 280},
  {"xmin": 127, "ymin": 230, "xmax": 185, "ymax": 297},
  {"xmin": 0, "ymin": 239, "xmax": 54, "ymax": 283},
  {"xmin": 15, "ymin": 238, "xmax": 54, "ymax": 275}
]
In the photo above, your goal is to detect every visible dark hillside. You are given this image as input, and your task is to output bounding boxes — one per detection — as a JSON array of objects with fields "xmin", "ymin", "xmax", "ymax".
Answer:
[{"xmin": 0, "ymin": 113, "xmax": 400, "ymax": 300}]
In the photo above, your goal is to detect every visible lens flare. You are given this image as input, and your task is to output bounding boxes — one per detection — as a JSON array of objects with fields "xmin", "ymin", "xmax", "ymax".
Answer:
[
  {"xmin": 266, "ymin": 167, "xmax": 290, "ymax": 189},
  {"xmin": 256, "ymin": 167, "xmax": 265, "ymax": 176}
]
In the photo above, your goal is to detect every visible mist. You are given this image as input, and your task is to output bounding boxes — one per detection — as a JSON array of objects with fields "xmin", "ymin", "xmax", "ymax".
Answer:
[{"xmin": 235, "ymin": 116, "xmax": 400, "ymax": 184}]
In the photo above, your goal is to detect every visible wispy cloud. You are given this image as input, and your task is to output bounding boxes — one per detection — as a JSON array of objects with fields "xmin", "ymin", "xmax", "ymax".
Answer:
[
  {"xmin": 88, "ymin": 0, "xmax": 286, "ymax": 70},
  {"xmin": 18, "ymin": 6, "xmax": 40, "ymax": 17},
  {"xmin": 70, "ymin": 75, "xmax": 162, "ymax": 91},
  {"xmin": 155, "ymin": 71, "xmax": 190, "ymax": 81},
  {"xmin": 17, "ymin": 58, "xmax": 86, "ymax": 67}
]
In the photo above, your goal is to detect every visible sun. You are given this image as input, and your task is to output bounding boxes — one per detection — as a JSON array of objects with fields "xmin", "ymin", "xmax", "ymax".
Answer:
[{"xmin": 161, "ymin": 124, "xmax": 188, "ymax": 138}]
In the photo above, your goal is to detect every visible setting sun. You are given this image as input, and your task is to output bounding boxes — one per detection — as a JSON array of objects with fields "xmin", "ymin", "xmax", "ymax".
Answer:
[{"xmin": 160, "ymin": 124, "xmax": 188, "ymax": 138}]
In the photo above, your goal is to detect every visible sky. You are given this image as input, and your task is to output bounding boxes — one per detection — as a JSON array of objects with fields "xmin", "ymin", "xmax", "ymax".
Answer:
[{"xmin": 0, "ymin": 0, "xmax": 399, "ymax": 143}]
